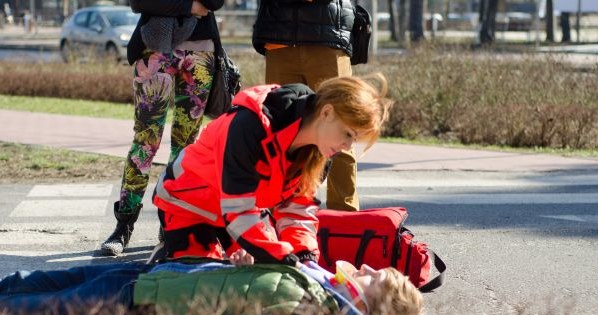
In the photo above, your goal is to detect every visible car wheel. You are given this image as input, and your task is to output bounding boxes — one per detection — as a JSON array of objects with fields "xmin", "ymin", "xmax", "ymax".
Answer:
[
  {"xmin": 105, "ymin": 43, "xmax": 120, "ymax": 63},
  {"xmin": 60, "ymin": 40, "xmax": 73, "ymax": 63}
]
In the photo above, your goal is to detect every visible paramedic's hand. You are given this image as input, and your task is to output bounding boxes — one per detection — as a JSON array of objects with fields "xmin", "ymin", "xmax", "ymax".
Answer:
[
  {"xmin": 191, "ymin": 1, "xmax": 209, "ymax": 17},
  {"xmin": 230, "ymin": 249, "xmax": 255, "ymax": 266}
]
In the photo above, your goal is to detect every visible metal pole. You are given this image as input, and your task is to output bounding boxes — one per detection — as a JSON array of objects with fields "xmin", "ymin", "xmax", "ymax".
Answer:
[
  {"xmin": 576, "ymin": 0, "xmax": 581, "ymax": 43},
  {"xmin": 372, "ymin": 0, "xmax": 378, "ymax": 59},
  {"xmin": 63, "ymin": 0, "xmax": 69, "ymax": 20},
  {"xmin": 29, "ymin": 0, "xmax": 35, "ymax": 33}
]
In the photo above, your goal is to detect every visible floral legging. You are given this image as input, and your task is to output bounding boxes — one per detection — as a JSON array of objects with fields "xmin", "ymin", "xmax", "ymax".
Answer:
[{"xmin": 118, "ymin": 50, "xmax": 215, "ymax": 214}]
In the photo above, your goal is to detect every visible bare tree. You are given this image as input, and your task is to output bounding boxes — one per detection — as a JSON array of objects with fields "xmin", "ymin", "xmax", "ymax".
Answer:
[
  {"xmin": 478, "ymin": 0, "xmax": 498, "ymax": 44},
  {"xmin": 388, "ymin": 0, "xmax": 399, "ymax": 41},
  {"xmin": 409, "ymin": 0, "xmax": 424, "ymax": 42},
  {"xmin": 398, "ymin": 0, "xmax": 407, "ymax": 44},
  {"xmin": 545, "ymin": 0, "xmax": 554, "ymax": 42},
  {"xmin": 560, "ymin": 11, "xmax": 571, "ymax": 42}
]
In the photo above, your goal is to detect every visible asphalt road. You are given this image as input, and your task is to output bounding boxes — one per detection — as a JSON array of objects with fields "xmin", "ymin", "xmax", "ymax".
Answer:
[{"xmin": 1, "ymin": 170, "xmax": 597, "ymax": 314}]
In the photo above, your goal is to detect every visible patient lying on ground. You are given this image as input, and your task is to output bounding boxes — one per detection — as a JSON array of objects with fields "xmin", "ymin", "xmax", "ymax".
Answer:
[{"xmin": 0, "ymin": 249, "xmax": 423, "ymax": 315}]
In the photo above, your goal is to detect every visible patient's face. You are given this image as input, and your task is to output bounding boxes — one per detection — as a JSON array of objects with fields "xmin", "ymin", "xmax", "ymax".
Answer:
[{"xmin": 351, "ymin": 264, "xmax": 387, "ymax": 300}]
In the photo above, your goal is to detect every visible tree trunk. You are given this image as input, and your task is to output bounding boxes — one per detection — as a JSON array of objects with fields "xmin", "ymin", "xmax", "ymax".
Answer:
[
  {"xmin": 398, "ymin": 0, "xmax": 407, "ymax": 44},
  {"xmin": 409, "ymin": 0, "xmax": 424, "ymax": 42},
  {"xmin": 388, "ymin": 0, "xmax": 399, "ymax": 41},
  {"xmin": 545, "ymin": 0, "xmax": 554, "ymax": 42},
  {"xmin": 478, "ymin": 0, "xmax": 498, "ymax": 44},
  {"xmin": 560, "ymin": 12, "xmax": 571, "ymax": 42}
]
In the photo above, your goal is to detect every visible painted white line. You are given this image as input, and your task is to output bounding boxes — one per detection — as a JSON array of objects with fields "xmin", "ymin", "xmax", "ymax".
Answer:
[
  {"xmin": 46, "ymin": 256, "xmax": 97, "ymax": 262},
  {"xmin": 27, "ymin": 184, "xmax": 113, "ymax": 197},
  {"xmin": 361, "ymin": 193, "xmax": 598, "ymax": 204},
  {"xmin": 10, "ymin": 199, "xmax": 108, "ymax": 217},
  {"xmin": 354, "ymin": 172, "xmax": 598, "ymax": 188},
  {"xmin": 539, "ymin": 215, "xmax": 598, "ymax": 224}
]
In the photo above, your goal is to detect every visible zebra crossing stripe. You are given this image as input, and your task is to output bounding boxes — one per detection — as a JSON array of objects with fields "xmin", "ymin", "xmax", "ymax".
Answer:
[
  {"xmin": 361, "ymin": 193, "xmax": 598, "ymax": 204},
  {"xmin": 27, "ymin": 184, "xmax": 113, "ymax": 197},
  {"xmin": 539, "ymin": 215, "xmax": 598, "ymax": 223},
  {"xmin": 10, "ymin": 200, "xmax": 108, "ymax": 217}
]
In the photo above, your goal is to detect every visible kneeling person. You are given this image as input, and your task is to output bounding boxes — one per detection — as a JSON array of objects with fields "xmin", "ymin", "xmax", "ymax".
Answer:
[{"xmin": 153, "ymin": 74, "xmax": 392, "ymax": 265}]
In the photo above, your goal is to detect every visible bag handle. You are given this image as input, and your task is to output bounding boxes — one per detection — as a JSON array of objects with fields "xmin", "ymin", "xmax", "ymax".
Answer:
[
  {"xmin": 354, "ymin": 229, "xmax": 376, "ymax": 268},
  {"xmin": 418, "ymin": 249, "xmax": 446, "ymax": 293},
  {"xmin": 318, "ymin": 228, "xmax": 333, "ymax": 268}
]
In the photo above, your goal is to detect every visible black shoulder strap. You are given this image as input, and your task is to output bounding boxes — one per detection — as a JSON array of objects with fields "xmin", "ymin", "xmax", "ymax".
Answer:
[
  {"xmin": 418, "ymin": 249, "xmax": 446, "ymax": 293},
  {"xmin": 318, "ymin": 228, "xmax": 333, "ymax": 268},
  {"xmin": 355, "ymin": 229, "xmax": 376, "ymax": 268}
]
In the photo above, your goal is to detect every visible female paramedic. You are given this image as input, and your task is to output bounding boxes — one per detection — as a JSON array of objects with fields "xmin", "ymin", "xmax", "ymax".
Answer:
[{"xmin": 152, "ymin": 73, "xmax": 392, "ymax": 266}]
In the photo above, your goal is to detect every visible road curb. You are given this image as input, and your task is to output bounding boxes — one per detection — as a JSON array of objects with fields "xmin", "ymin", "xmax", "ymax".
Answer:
[{"xmin": 0, "ymin": 44, "xmax": 59, "ymax": 51}]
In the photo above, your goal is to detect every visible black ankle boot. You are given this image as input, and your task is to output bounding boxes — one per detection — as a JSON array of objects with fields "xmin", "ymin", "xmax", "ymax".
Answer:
[{"xmin": 100, "ymin": 202, "xmax": 141, "ymax": 256}]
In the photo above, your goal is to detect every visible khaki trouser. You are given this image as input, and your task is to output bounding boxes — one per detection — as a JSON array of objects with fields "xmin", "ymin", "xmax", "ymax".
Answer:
[
  {"xmin": 326, "ymin": 149, "xmax": 359, "ymax": 211},
  {"xmin": 265, "ymin": 46, "xmax": 359, "ymax": 211},
  {"xmin": 265, "ymin": 45, "xmax": 352, "ymax": 90}
]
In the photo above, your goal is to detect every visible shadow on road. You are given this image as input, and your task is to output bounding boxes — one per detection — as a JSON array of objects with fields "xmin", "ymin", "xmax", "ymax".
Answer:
[
  {"xmin": 362, "ymin": 197, "xmax": 598, "ymax": 239},
  {"xmin": 0, "ymin": 246, "xmax": 154, "ymax": 275}
]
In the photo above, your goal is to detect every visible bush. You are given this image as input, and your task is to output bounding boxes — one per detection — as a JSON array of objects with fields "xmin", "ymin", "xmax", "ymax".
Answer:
[
  {"xmin": 355, "ymin": 45, "xmax": 598, "ymax": 149},
  {"xmin": 1, "ymin": 46, "xmax": 597, "ymax": 149},
  {"xmin": 0, "ymin": 62, "xmax": 132, "ymax": 103},
  {"xmin": 0, "ymin": 52, "xmax": 264, "ymax": 104}
]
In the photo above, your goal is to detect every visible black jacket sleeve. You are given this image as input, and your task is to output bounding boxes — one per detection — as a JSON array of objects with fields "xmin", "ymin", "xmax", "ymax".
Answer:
[
  {"xmin": 130, "ymin": 0, "xmax": 193, "ymax": 16},
  {"xmin": 130, "ymin": 0, "xmax": 224, "ymax": 16},
  {"xmin": 199, "ymin": 0, "xmax": 225, "ymax": 11}
]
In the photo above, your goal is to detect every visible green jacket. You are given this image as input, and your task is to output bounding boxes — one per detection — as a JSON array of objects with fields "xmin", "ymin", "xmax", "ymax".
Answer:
[{"xmin": 133, "ymin": 264, "xmax": 340, "ymax": 314}]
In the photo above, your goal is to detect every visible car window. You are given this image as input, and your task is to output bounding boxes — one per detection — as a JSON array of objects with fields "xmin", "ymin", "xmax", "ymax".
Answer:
[
  {"xmin": 88, "ymin": 12, "xmax": 103, "ymax": 30},
  {"xmin": 73, "ymin": 12, "xmax": 89, "ymax": 27},
  {"xmin": 103, "ymin": 10, "xmax": 139, "ymax": 27}
]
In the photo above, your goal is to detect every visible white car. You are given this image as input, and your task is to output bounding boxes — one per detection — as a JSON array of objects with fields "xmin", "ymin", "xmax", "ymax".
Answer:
[{"xmin": 59, "ymin": 5, "xmax": 139, "ymax": 62}]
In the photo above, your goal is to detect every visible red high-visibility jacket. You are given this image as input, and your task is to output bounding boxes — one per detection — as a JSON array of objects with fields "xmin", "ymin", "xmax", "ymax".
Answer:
[{"xmin": 153, "ymin": 84, "xmax": 320, "ymax": 265}]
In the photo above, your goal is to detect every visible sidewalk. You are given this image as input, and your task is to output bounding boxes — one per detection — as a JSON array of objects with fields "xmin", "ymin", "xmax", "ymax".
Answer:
[{"xmin": 1, "ymin": 109, "xmax": 597, "ymax": 173}]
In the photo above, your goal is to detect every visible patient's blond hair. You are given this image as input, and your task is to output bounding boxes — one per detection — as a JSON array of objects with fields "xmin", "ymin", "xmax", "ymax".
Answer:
[{"xmin": 369, "ymin": 267, "xmax": 424, "ymax": 315}]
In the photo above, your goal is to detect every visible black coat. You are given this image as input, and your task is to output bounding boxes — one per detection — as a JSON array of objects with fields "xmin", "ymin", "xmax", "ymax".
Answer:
[
  {"xmin": 127, "ymin": 0, "xmax": 224, "ymax": 65},
  {"xmin": 252, "ymin": 0, "xmax": 355, "ymax": 56}
]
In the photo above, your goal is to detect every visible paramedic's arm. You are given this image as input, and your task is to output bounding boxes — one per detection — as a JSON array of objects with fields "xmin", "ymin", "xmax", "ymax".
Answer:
[
  {"xmin": 273, "ymin": 195, "xmax": 320, "ymax": 262},
  {"xmin": 220, "ymin": 110, "xmax": 299, "ymax": 266}
]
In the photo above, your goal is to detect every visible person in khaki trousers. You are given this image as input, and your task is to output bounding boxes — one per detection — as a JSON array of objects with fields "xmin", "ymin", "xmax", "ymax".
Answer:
[{"xmin": 252, "ymin": 0, "xmax": 359, "ymax": 211}]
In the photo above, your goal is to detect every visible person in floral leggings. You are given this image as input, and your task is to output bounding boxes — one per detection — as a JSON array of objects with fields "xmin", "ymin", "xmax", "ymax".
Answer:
[{"xmin": 100, "ymin": 0, "xmax": 225, "ymax": 256}]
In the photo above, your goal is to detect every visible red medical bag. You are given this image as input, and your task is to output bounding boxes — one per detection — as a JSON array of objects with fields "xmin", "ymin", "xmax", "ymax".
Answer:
[{"xmin": 316, "ymin": 207, "xmax": 445, "ymax": 292}]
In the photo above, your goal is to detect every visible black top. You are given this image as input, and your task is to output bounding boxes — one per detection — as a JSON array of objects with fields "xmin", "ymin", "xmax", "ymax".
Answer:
[
  {"xmin": 252, "ymin": 0, "xmax": 355, "ymax": 56},
  {"xmin": 127, "ymin": 0, "xmax": 224, "ymax": 65}
]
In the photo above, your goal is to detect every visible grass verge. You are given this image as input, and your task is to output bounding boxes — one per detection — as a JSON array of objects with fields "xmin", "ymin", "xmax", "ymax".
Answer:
[
  {"xmin": 0, "ymin": 142, "xmax": 165, "ymax": 184},
  {"xmin": 0, "ymin": 95, "xmax": 134, "ymax": 120}
]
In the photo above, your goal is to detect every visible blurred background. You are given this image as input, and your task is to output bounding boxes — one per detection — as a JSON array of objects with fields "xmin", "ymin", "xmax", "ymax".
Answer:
[
  {"xmin": 1, "ymin": 0, "xmax": 597, "ymax": 45},
  {"xmin": 0, "ymin": 0, "xmax": 597, "ymax": 151}
]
